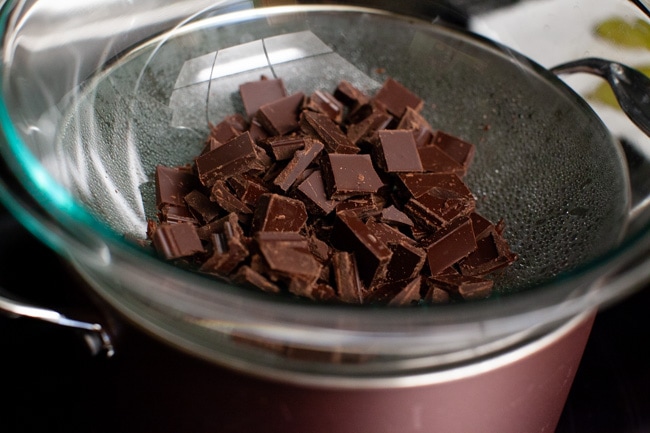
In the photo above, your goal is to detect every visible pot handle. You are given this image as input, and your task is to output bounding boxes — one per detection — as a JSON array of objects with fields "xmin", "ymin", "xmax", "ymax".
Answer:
[{"xmin": 0, "ymin": 287, "xmax": 114, "ymax": 357}]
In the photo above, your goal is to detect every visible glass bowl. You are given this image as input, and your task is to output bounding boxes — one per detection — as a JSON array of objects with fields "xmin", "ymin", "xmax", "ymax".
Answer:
[{"xmin": 1, "ymin": 0, "xmax": 649, "ymax": 386}]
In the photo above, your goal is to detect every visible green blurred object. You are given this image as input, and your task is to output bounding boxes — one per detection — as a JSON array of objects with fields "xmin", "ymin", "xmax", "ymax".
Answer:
[{"xmin": 590, "ymin": 17, "xmax": 650, "ymax": 107}]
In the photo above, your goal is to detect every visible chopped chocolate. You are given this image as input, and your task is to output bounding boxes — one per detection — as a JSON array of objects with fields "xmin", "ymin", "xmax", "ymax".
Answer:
[
  {"xmin": 152, "ymin": 222, "xmax": 205, "ymax": 260},
  {"xmin": 305, "ymin": 90, "xmax": 345, "ymax": 123},
  {"xmin": 295, "ymin": 170, "xmax": 339, "ymax": 216},
  {"xmin": 195, "ymin": 131, "xmax": 258, "ymax": 186},
  {"xmin": 431, "ymin": 131, "xmax": 476, "ymax": 174},
  {"xmin": 146, "ymin": 76, "xmax": 516, "ymax": 306},
  {"xmin": 321, "ymin": 153, "xmax": 384, "ymax": 199},
  {"xmin": 273, "ymin": 138, "xmax": 324, "ymax": 192},
  {"xmin": 257, "ymin": 92, "xmax": 305, "ymax": 136},
  {"xmin": 373, "ymin": 77, "xmax": 424, "ymax": 118},
  {"xmin": 251, "ymin": 193, "xmax": 308, "ymax": 233},
  {"xmin": 421, "ymin": 216, "xmax": 477, "ymax": 275},
  {"xmin": 184, "ymin": 190, "xmax": 221, "ymax": 224},
  {"xmin": 155, "ymin": 165, "xmax": 197, "ymax": 210},
  {"xmin": 262, "ymin": 134, "xmax": 307, "ymax": 161},
  {"xmin": 375, "ymin": 129, "xmax": 424, "ymax": 173},
  {"xmin": 239, "ymin": 77, "xmax": 287, "ymax": 119},
  {"xmin": 332, "ymin": 210, "xmax": 392, "ymax": 287},
  {"xmin": 300, "ymin": 110, "xmax": 359, "ymax": 154}
]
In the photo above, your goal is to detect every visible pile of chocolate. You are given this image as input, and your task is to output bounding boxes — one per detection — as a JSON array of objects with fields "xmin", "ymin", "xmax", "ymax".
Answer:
[{"xmin": 147, "ymin": 76, "xmax": 517, "ymax": 305}]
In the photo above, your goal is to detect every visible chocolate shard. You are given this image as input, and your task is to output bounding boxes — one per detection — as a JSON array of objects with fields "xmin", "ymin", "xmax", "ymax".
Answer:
[
  {"xmin": 375, "ymin": 129, "xmax": 424, "ymax": 173},
  {"xmin": 295, "ymin": 169, "xmax": 339, "ymax": 216},
  {"xmin": 200, "ymin": 215, "xmax": 249, "ymax": 275},
  {"xmin": 273, "ymin": 138, "xmax": 324, "ymax": 192},
  {"xmin": 373, "ymin": 77, "xmax": 424, "ymax": 118},
  {"xmin": 184, "ymin": 189, "xmax": 222, "ymax": 224},
  {"xmin": 257, "ymin": 92, "xmax": 305, "ymax": 136},
  {"xmin": 195, "ymin": 131, "xmax": 258, "ymax": 186},
  {"xmin": 421, "ymin": 216, "xmax": 477, "ymax": 276},
  {"xmin": 208, "ymin": 113, "xmax": 248, "ymax": 144},
  {"xmin": 320, "ymin": 153, "xmax": 384, "ymax": 199},
  {"xmin": 305, "ymin": 90, "xmax": 345, "ymax": 123},
  {"xmin": 333, "ymin": 80, "xmax": 370, "ymax": 110},
  {"xmin": 380, "ymin": 205, "xmax": 414, "ymax": 228},
  {"xmin": 366, "ymin": 220, "xmax": 426, "ymax": 282},
  {"xmin": 458, "ymin": 228, "xmax": 518, "ymax": 277},
  {"xmin": 428, "ymin": 273, "xmax": 494, "ymax": 301},
  {"xmin": 417, "ymin": 144, "xmax": 465, "ymax": 176},
  {"xmin": 397, "ymin": 106, "xmax": 434, "ymax": 147},
  {"xmin": 239, "ymin": 77, "xmax": 287, "ymax": 119},
  {"xmin": 210, "ymin": 180, "xmax": 252, "ymax": 217},
  {"xmin": 251, "ymin": 193, "xmax": 308, "ymax": 233},
  {"xmin": 332, "ymin": 210, "xmax": 393, "ymax": 287},
  {"xmin": 255, "ymin": 231, "xmax": 322, "ymax": 296},
  {"xmin": 152, "ymin": 222, "xmax": 205, "ymax": 260},
  {"xmin": 262, "ymin": 134, "xmax": 307, "ymax": 161},
  {"xmin": 334, "ymin": 194, "xmax": 386, "ymax": 220},
  {"xmin": 155, "ymin": 165, "xmax": 198, "ymax": 210},
  {"xmin": 332, "ymin": 251, "xmax": 365, "ymax": 304},
  {"xmin": 431, "ymin": 131, "xmax": 476, "ymax": 175},
  {"xmin": 233, "ymin": 265, "xmax": 282, "ymax": 294},
  {"xmin": 345, "ymin": 107, "xmax": 393, "ymax": 145},
  {"xmin": 300, "ymin": 110, "xmax": 359, "ymax": 154},
  {"xmin": 365, "ymin": 276, "xmax": 422, "ymax": 306},
  {"xmin": 159, "ymin": 204, "xmax": 199, "ymax": 226}
]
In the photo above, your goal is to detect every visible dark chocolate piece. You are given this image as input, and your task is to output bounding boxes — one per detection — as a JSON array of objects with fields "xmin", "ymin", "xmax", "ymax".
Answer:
[
  {"xmin": 300, "ymin": 110, "xmax": 359, "ymax": 154},
  {"xmin": 233, "ymin": 265, "xmax": 282, "ymax": 294},
  {"xmin": 262, "ymin": 134, "xmax": 307, "ymax": 161},
  {"xmin": 421, "ymin": 216, "xmax": 477, "ymax": 275},
  {"xmin": 431, "ymin": 131, "xmax": 476, "ymax": 174},
  {"xmin": 332, "ymin": 251, "xmax": 364, "ymax": 304},
  {"xmin": 195, "ymin": 131, "xmax": 258, "ymax": 186},
  {"xmin": 210, "ymin": 180, "xmax": 252, "ymax": 216},
  {"xmin": 333, "ymin": 80, "xmax": 370, "ymax": 109},
  {"xmin": 159, "ymin": 204, "xmax": 199, "ymax": 225},
  {"xmin": 346, "ymin": 108, "xmax": 393, "ymax": 144},
  {"xmin": 376, "ymin": 129, "xmax": 424, "ymax": 173},
  {"xmin": 184, "ymin": 190, "xmax": 221, "ymax": 224},
  {"xmin": 332, "ymin": 211, "xmax": 392, "ymax": 287},
  {"xmin": 459, "ymin": 229, "xmax": 517, "ymax": 276},
  {"xmin": 200, "ymin": 214, "xmax": 249, "ymax": 275},
  {"xmin": 373, "ymin": 77, "xmax": 424, "ymax": 118},
  {"xmin": 296, "ymin": 170, "xmax": 339, "ymax": 216},
  {"xmin": 397, "ymin": 107, "xmax": 434, "ymax": 147},
  {"xmin": 321, "ymin": 153, "xmax": 384, "ymax": 199},
  {"xmin": 366, "ymin": 276, "xmax": 422, "ymax": 306},
  {"xmin": 152, "ymin": 222, "xmax": 205, "ymax": 260},
  {"xmin": 155, "ymin": 165, "xmax": 197, "ymax": 210},
  {"xmin": 417, "ymin": 145, "xmax": 465, "ymax": 176},
  {"xmin": 428, "ymin": 273, "xmax": 494, "ymax": 301},
  {"xmin": 334, "ymin": 194, "xmax": 386, "ymax": 219},
  {"xmin": 239, "ymin": 78, "xmax": 287, "ymax": 119},
  {"xmin": 306, "ymin": 90, "xmax": 345, "ymax": 123},
  {"xmin": 208, "ymin": 113, "xmax": 248, "ymax": 144},
  {"xmin": 257, "ymin": 92, "xmax": 305, "ymax": 136},
  {"xmin": 251, "ymin": 193, "xmax": 308, "ymax": 233},
  {"xmin": 380, "ymin": 205, "xmax": 414, "ymax": 228},
  {"xmin": 273, "ymin": 138, "xmax": 324, "ymax": 192}
]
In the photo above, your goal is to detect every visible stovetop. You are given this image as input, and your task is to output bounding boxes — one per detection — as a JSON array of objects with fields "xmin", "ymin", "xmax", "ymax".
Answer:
[{"xmin": 1, "ymin": 205, "xmax": 649, "ymax": 433}]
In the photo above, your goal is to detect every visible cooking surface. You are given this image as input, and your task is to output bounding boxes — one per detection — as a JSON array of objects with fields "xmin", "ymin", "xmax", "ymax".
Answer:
[{"xmin": 1, "ymin": 204, "xmax": 649, "ymax": 432}]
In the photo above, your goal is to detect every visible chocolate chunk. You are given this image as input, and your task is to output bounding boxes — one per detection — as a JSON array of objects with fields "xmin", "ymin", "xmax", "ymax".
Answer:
[
  {"xmin": 251, "ymin": 193, "xmax": 308, "ymax": 233},
  {"xmin": 366, "ymin": 276, "xmax": 422, "ymax": 306},
  {"xmin": 321, "ymin": 153, "xmax": 384, "ymax": 199},
  {"xmin": 346, "ymin": 108, "xmax": 393, "ymax": 144},
  {"xmin": 262, "ymin": 134, "xmax": 307, "ymax": 161},
  {"xmin": 200, "ymin": 215, "xmax": 249, "ymax": 275},
  {"xmin": 233, "ymin": 265, "xmax": 282, "ymax": 294},
  {"xmin": 332, "ymin": 251, "xmax": 364, "ymax": 304},
  {"xmin": 397, "ymin": 107, "xmax": 434, "ymax": 147},
  {"xmin": 373, "ymin": 77, "xmax": 424, "ymax": 118},
  {"xmin": 295, "ymin": 170, "xmax": 339, "ymax": 216},
  {"xmin": 195, "ymin": 131, "xmax": 258, "ymax": 186},
  {"xmin": 334, "ymin": 194, "xmax": 386, "ymax": 219},
  {"xmin": 159, "ymin": 204, "xmax": 199, "ymax": 225},
  {"xmin": 305, "ymin": 90, "xmax": 345, "ymax": 123},
  {"xmin": 257, "ymin": 92, "xmax": 305, "ymax": 136},
  {"xmin": 273, "ymin": 138, "xmax": 324, "ymax": 192},
  {"xmin": 417, "ymin": 145, "xmax": 465, "ymax": 176},
  {"xmin": 421, "ymin": 216, "xmax": 477, "ymax": 275},
  {"xmin": 376, "ymin": 129, "xmax": 424, "ymax": 173},
  {"xmin": 300, "ymin": 110, "xmax": 359, "ymax": 154},
  {"xmin": 380, "ymin": 205, "xmax": 414, "ymax": 228},
  {"xmin": 459, "ymin": 229, "xmax": 517, "ymax": 277},
  {"xmin": 428, "ymin": 273, "xmax": 494, "ymax": 301},
  {"xmin": 332, "ymin": 211, "xmax": 393, "ymax": 287},
  {"xmin": 431, "ymin": 131, "xmax": 476, "ymax": 174},
  {"xmin": 152, "ymin": 222, "xmax": 205, "ymax": 260},
  {"xmin": 208, "ymin": 113, "xmax": 248, "ymax": 144},
  {"xmin": 210, "ymin": 180, "xmax": 252, "ymax": 217},
  {"xmin": 155, "ymin": 165, "xmax": 197, "ymax": 210},
  {"xmin": 333, "ymin": 80, "xmax": 370, "ymax": 109},
  {"xmin": 184, "ymin": 189, "xmax": 221, "ymax": 224},
  {"xmin": 239, "ymin": 77, "xmax": 287, "ymax": 119}
]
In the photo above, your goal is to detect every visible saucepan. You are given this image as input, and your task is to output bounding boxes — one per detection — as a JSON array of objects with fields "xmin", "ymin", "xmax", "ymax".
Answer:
[{"xmin": 1, "ymin": 1, "xmax": 649, "ymax": 432}]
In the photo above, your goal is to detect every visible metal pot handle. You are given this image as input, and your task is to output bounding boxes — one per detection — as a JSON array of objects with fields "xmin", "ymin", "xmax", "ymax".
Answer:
[{"xmin": 0, "ymin": 288, "xmax": 114, "ymax": 357}]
